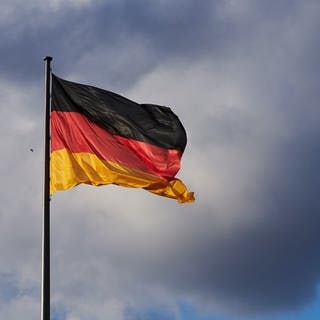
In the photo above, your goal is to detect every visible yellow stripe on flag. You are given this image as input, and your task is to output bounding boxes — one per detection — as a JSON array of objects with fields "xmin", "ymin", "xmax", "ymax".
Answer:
[{"xmin": 50, "ymin": 149, "xmax": 194, "ymax": 203}]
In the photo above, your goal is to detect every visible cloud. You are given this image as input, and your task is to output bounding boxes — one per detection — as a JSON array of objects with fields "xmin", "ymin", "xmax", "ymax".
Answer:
[
  {"xmin": 107, "ymin": 47, "xmax": 320, "ymax": 316},
  {"xmin": 0, "ymin": 80, "xmax": 42, "ymax": 318},
  {"xmin": 1, "ymin": 1, "xmax": 320, "ymax": 319}
]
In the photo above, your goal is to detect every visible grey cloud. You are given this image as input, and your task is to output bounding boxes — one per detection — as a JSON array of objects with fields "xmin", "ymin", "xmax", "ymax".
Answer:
[
  {"xmin": 1, "ymin": 1, "xmax": 320, "ymax": 319},
  {"xmin": 0, "ymin": 0, "xmax": 308, "ymax": 86},
  {"xmin": 0, "ymin": 0, "xmax": 262, "ymax": 84},
  {"xmin": 77, "ymin": 2, "xmax": 320, "ymax": 314}
]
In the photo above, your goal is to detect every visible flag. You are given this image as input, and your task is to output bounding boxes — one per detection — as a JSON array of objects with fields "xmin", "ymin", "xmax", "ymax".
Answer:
[{"xmin": 50, "ymin": 74, "xmax": 194, "ymax": 203}]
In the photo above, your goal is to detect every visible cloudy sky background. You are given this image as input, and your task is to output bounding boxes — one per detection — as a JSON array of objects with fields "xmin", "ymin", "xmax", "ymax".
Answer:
[{"xmin": 1, "ymin": 0, "xmax": 320, "ymax": 319}]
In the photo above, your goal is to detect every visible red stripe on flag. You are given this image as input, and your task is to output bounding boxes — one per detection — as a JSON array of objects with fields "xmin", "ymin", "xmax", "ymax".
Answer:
[{"xmin": 51, "ymin": 111, "xmax": 183, "ymax": 178}]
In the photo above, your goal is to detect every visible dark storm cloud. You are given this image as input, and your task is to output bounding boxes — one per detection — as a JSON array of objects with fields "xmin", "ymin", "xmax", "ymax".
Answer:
[
  {"xmin": 65, "ymin": 0, "xmax": 320, "ymax": 315},
  {"xmin": 0, "ymin": 0, "xmax": 306, "ymax": 84},
  {"xmin": 0, "ymin": 1, "xmax": 216, "ymax": 83},
  {"xmin": 2, "ymin": 0, "xmax": 320, "ymax": 318},
  {"xmin": 110, "ymin": 123, "xmax": 320, "ymax": 315},
  {"xmin": 81, "ymin": 1, "xmax": 320, "ymax": 313},
  {"xmin": 0, "ymin": 1, "xmax": 210, "ymax": 81},
  {"xmin": 0, "ymin": 0, "xmax": 246, "ymax": 83},
  {"xmin": 173, "ymin": 138, "xmax": 320, "ymax": 311},
  {"xmin": 0, "ymin": 6, "xmax": 92, "ymax": 82},
  {"xmin": 121, "ymin": 0, "xmax": 215, "ymax": 56}
]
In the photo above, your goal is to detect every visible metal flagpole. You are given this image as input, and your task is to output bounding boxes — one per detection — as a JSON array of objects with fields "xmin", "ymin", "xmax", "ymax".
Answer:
[{"xmin": 42, "ymin": 56, "xmax": 52, "ymax": 320}]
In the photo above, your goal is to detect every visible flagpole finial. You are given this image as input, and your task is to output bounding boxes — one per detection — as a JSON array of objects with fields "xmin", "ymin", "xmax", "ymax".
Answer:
[{"xmin": 44, "ymin": 56, "xmax": 53, "ymax": 61}]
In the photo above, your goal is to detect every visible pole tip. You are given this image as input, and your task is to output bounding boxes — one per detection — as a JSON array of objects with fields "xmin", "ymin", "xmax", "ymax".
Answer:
[{"xmin": 44, "ymin": 56, "xmax": 53, "ymax": 61}]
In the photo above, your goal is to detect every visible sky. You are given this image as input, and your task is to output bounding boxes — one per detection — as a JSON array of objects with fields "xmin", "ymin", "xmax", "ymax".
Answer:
[{"xmin": 0, "ymin": 0, "xmax": 320, "ymax": 319}]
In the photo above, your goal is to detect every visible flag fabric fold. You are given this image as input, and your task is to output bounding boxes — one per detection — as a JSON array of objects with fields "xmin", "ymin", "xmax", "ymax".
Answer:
[{"xmin": 50, "ymin": 74, "xmax": 194, "ymax": 203}]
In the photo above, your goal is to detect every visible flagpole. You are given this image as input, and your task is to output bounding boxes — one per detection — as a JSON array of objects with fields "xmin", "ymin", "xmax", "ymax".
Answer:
[{"xmin": 42, "ymin": 56, "xmax": 52, "ymax": 320}]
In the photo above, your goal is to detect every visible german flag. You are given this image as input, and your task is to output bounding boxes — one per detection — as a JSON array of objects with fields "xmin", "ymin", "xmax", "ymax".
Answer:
[{"xmin": 50, "ymin": 74, "xmax": 194, "ymax": 203}]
